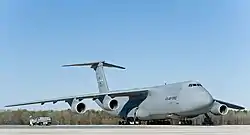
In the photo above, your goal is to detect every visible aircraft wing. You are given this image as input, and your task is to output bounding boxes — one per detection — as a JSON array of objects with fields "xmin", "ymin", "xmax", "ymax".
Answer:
[
  {"xmin": 215, "ymin": 99, "xmax": 245, "ymax": 110},
  {"xmin": 5, "ymin": 89, "xmax": 149, "ymax": 107}
]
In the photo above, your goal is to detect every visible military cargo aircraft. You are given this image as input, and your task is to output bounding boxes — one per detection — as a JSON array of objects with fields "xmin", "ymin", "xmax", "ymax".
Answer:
[{"xmin": 5, "ymin": 61, "xmax": 245, "ymax": 125}]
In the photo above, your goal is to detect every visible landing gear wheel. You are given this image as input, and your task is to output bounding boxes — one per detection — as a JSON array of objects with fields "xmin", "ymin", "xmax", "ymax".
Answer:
[
  {"xmin": 202, "ymin": 114, "xmax": 214, "ymax": 126},
  {"xmin": 118, "ymin": 120, "xmax": 129, "ymax": 125},
  {"xmin": 146, "ymin": 120, "xmax": 157, "ymax": 125},
  {"xmin": 146, "ymin": 120, "xmax": 171, "ymax": 125},
  {"xmin": 179, "ymin": 120, "xmax": 193, "ymax": 125},
  {"xmin": 187, "ymin": 120, "xmax": 192, "ymax": 125},
  {"xmin": 164, "ymin": 120, "xmax": 171, "ymax": 125},
  {"xmin": 119, "ymin": 117, "xmax": 142, "ymax": 125}
]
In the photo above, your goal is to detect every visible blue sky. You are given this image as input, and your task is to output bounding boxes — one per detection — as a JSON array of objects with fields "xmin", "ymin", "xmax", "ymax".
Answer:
[{"xmin": 0, "ymin": 0, "xmax": 249, "ymax": 111}]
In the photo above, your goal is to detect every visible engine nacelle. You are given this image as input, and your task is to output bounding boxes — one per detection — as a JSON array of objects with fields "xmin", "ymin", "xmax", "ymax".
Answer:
[
  {"xmin": 102, "ymin": 96, "xmax": 119, "ymax": 111},
  {"xmin": 71, "ymin": 101, "xmax": 86, "ymax": 114},
  {"xmin": 210, "ymin": 102, "xmax": 228, "ymax": 116}
]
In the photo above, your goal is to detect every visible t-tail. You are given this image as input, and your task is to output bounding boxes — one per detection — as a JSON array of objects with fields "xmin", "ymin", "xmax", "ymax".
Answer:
[{"xmin": 62, "ymin": 61, "xmax": 125, "ymax": 93}]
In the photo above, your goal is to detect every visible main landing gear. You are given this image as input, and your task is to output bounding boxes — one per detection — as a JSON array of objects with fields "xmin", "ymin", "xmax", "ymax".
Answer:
[
  {"xmin": 178, "ymin": 119, "xmax": 193, "ymax": 125},
  {"xmin": 118, "ymin": 115, "xmax": 214, "ymax": 126},
  {"xmin": 118, "ymin": 120, "xmax": 129, "ymax": 125},
  {"xmin": 118, "ymin": 117, "xmax": 172, "ymax": 125},
  {"xmin": 202, "ymin": 113, "xmax": 214, "ymax": 125},
  {"xmin": 118, "ymin": 117, "xmax": 141, "ymax": 125},
  {"xmin": 146, "ymin": 120, "xmax": 171, "ymax": 125}
]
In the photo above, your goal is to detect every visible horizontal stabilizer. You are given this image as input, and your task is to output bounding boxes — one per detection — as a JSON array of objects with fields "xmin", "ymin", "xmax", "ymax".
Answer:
[{"xmin": 62, "ymin": 61, "xmax": 125, "ymax": 70}]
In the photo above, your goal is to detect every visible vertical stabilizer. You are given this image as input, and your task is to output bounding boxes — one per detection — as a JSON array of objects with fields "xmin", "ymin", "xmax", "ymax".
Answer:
[
  {"xmin": 92, "ymin": 62, "xmax": 109, "ymax": 93},
  {"xmin": 62, "ymin": 61, "xmax": 125, "ymax": 93}
]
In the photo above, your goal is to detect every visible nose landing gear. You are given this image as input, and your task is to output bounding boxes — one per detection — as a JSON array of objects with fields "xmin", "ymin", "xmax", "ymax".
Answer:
[{"xmin": 202, "ymin": 113, "xmax": 214, "ymax": 125}]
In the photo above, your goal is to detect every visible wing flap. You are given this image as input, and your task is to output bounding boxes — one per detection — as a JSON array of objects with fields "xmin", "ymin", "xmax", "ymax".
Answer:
[
  {"xmin": 215, "ymin": 99, "xmax": 245, "ymax": 110},
  {"xmin": 5, "ymin": 89, "xmax": 149, "ymax": 107}
]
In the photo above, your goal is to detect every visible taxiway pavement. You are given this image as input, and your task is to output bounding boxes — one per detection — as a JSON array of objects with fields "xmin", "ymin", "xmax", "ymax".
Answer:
[{"xmin": 0, "ymin": 125, "xmax": 250, "ymax": 135}]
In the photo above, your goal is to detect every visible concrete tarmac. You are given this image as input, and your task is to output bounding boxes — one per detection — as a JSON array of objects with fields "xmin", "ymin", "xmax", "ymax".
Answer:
[{"xmin": 0, "ymin": 125, "xmax": 250, "ymax": 135}]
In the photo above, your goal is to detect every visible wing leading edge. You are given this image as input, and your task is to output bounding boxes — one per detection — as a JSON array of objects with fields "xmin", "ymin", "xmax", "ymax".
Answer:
[
  {"xmin": 215, "ymin": 99, "xmax": 245, "ymax": 110},
  {"xmin": 5, "ymin": 89, "xmax": 149, "ymax": 107}
]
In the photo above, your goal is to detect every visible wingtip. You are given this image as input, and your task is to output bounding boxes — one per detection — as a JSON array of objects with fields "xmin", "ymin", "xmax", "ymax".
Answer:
[
  {"xmin": 61, "ymin": 65, "xmax": 68, "ymax": 67},
  {"xmin": 61, "ymin": 64, "xmax": 80, "ymax": 67}
]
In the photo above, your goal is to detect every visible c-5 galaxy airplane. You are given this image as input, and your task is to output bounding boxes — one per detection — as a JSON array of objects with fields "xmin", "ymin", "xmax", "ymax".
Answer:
[{"xmin": 5, "ymin": 61, "xmax": 245, "ymax": 125}]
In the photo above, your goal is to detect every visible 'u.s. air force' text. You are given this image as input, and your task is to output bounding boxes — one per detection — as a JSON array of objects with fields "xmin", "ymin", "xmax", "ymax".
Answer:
[{"xmin": 165, "ymin": 96, "xmax": 177, "ymax": 100}]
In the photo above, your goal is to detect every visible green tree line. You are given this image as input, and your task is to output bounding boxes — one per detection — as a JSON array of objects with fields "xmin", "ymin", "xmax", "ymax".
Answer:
[{"xmin": 0, "ymin": 109, "xmax": 249, "ymax": 125}]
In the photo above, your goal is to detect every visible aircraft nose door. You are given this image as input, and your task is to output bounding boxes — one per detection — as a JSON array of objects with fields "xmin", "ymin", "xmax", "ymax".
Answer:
[{"xmin": 179, "ymin": 87, "xmax": 213, "ymax": 112}]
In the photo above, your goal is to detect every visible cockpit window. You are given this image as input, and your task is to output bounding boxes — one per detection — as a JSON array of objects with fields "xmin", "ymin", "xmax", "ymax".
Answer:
[{"xmin": 188, "ymin": 83, "xmax": 203, "ymax": 87}]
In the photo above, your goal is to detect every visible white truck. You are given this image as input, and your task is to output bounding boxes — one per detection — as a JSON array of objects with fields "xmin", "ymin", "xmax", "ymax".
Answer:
[{"xmin": 29, "ymin": 116, "xmax": 52, "ymax": 126}]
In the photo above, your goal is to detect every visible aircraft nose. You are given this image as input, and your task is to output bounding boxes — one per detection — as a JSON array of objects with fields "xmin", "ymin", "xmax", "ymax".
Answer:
[
  {"xmin": 195, "ymin": 89, "xmax": 214, "ymax": 107},
  {"xmin": 179, "ymin": 88, "xmax": 214, "ymax": 112}
]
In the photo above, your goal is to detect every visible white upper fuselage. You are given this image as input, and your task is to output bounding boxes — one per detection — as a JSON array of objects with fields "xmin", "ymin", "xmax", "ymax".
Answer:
[{"xmin": 94, "ymin": 80, "xmax": 214, "ymax": 120}]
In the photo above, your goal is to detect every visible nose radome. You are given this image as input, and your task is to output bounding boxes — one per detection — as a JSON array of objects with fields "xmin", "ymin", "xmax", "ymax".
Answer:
[
  {"xmin": 197, "ymin": 89, "xmax": 214, "ymax": 108},
  {"xmin": 179, "ymin": 87, "xmax": 214, "ymax": 112}
]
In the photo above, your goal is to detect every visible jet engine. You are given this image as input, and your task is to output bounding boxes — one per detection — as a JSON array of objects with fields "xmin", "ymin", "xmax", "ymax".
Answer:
[
  {"xmin": 210, "ymin": 102, "xmax": 228, "ymax": 116},
  {"xmin": 71, "ymin": 101, "xmax": 86, "ymax": 114},
  {"xmin": 102, "ymin": 96, "xmax": 119, "ymax": 111}
]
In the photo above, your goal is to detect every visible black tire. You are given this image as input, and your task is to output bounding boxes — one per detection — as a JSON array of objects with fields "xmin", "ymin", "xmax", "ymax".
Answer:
[
  {"xmin": 202, "ymin": 120, "xmax": 214, "ymax": 126},
  {"xmin": 125, "ymin": 121, "xmax": 130, "ymax": 125},
  {"xmin": 188, "ymin": 120, "xmax": 192, "ymax": 125},
  {"xmin": 209, "ymin": 121, "xmax": 214, "ymax": 125},
  {"xmin": 163, "ymin": 121, "xmax": 171, "ymax": 125}
]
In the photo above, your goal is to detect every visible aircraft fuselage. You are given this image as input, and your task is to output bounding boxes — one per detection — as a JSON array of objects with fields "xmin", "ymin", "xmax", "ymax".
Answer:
[{"xmin": 94, "ymin": 80, "xmax": 215, "ymax": 121}]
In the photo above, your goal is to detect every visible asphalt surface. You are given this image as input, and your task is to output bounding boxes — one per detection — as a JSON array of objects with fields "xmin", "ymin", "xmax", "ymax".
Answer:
[{"xmin": 0, "ymin": 125, "xmax": 250, "ymax": 135}]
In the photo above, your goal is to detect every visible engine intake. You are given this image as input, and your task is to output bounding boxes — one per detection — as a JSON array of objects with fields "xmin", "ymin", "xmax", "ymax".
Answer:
[
  {"xmin": 210, "ymin": 102, "xmax": 228, "ymax": 116},
  {"xmin": 103, "ymin": 98, "xmax": 119, "ymax": 111},
  {"xmin": 71, "ymin": 102, "xmax": 86, "ymax": 114}
]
